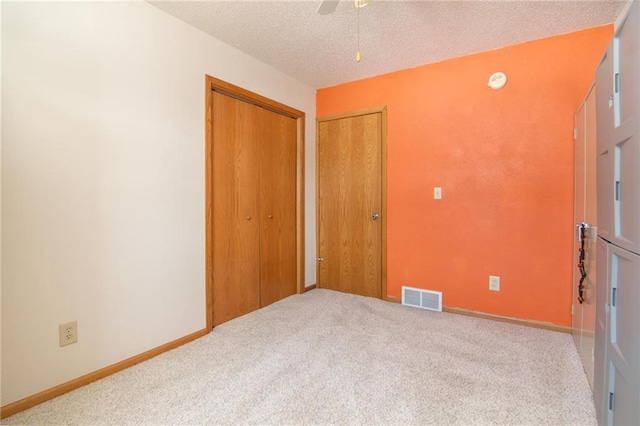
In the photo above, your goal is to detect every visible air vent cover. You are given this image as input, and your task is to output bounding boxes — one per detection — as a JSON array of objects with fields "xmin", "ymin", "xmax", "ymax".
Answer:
[{"xmin": 401, "ymin": 286, "xmax": 442, "ymax": 312}]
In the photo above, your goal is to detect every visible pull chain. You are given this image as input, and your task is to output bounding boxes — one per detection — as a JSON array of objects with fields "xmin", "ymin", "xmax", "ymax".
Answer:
[
  {"xmin": 356, "ymin": 4, "xmax": 361, "ymax": 62},
  {"xmin": 577, "ymin": 224, "xmax": 587, "ymax": 304}
]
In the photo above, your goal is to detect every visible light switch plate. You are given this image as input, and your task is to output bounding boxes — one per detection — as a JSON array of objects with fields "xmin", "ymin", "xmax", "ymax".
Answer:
[
  {"xmin": 489, "ymin": 275, "xmax": 500, "ymax": 291},
  {"xmin": 434, "ymin": 187, "xmax": 442, "ymax": 200}
]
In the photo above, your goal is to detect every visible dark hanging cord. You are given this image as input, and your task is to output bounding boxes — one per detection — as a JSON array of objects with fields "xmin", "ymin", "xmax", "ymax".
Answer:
[{"xmin": 577, "ymin": 224, "xmax": 587, "ymax": 304}]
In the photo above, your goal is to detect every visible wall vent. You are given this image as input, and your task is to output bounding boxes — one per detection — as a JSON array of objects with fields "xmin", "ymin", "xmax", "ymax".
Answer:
[{"xmin": 401, "ymin": 286, "xmax": 442, "ymax": 312}]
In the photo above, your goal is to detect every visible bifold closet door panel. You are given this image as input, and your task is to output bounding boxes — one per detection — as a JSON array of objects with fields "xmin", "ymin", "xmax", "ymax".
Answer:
[
  {"xmin": 259, "ymin": 108, "xmax": 297, "ymax": 307},
  {"xmin": 212, "ymin": 92, "xmax": 261, "ymax": 326}
]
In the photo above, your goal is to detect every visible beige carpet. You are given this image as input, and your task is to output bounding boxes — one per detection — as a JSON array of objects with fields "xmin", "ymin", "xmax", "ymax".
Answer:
[{"xmin": 3, "ymin": 289, "xmax": 595, "ymax": 425}]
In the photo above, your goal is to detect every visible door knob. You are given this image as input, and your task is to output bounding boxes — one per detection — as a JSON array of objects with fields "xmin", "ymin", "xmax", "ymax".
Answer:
[
  {"xmin": 246, "ymin": 216, "xmax": 251, "ymax": 221},
  {"xmin": 267, "ymin": 215, "xmax": 273, "ymax": 219},
  {"xmin": 371, "ymin": 213, "xmax": 379, "ymax": 220}
]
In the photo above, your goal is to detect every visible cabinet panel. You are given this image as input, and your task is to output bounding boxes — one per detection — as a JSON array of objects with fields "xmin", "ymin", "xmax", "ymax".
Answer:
[
  {"xmin": 586, "ymin": 89, "xmax": 598, "ymax": 227},
  {"xmin": 596, "ymin": 45, "xmax": 614, "ymax": 148},
  {"xmin": 612, "ymin": 3, "xmax": 639, "ymax": 131},
  {"xmin": 595, "ymin": 3, "xmax": 640, "ymax": 424},
  {"xmin": 581, "ymin": 234, "xmax": 597, "ymax": 389},
  {"xmin": 606, "ymin": 245, "xmax": 640, "ymax": 425},
  {"xmin": 594, "ymin": 237, "xmax": 609, "ymax": 425},
  {"xmin": 259, "ymin": 108, "xmax": 297, "ymax": 307},
  {"xmin": 613, "ymin": 133, "xmax": 640, "ymax": 254},
  {"xmin": 596, "ymin": 46, "xmax": 614, "ymax": 242},
  {"xmin": 611, "ymin": 2, "xmax": 640, "ymax": 255},
  {"xmin": 608, "ymin": 246, "xmax": 639, "ymax": 375},
  {"xmin": 608, "ymin": 361, "xmax": 637, "ymax": 426},
  {"xmin": 598, "ymin": 145, "xmax": 614, "ymax": 244}
]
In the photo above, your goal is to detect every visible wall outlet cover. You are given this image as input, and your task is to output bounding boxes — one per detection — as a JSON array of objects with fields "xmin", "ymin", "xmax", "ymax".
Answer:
[{"xmin": 59, "ymin": 321, "xmax": 78, "ymax": 347}]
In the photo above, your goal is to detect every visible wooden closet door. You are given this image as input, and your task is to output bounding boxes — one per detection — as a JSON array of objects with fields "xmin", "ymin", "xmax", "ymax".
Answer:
[
  {"xmin": 212, "ymin": 91, "xmax": 261, "ymax": 326},
  {"xmin": 259, "ymin": 108, "xmax": 297, "ymax": 307}
]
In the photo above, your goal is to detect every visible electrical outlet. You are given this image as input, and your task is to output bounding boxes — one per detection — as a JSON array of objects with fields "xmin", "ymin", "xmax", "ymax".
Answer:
[
  {"xmin": 489, "ymin": 275, "xmax": 500, "ymax": 291},
  {"xmin": 59, "ymin": 321, "xmax": 78, "ymax": 347}
]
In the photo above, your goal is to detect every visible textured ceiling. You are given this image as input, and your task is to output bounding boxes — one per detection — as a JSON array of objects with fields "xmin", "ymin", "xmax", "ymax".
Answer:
[{"xmin": 149, "ymin": 1, "xmax": 626, "ymax": 89}]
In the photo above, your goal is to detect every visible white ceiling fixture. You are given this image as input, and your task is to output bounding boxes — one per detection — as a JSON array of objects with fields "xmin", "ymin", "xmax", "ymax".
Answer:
[{"xmin": 149, "ymin": 1, "xmax": 627, "ymax": 89}]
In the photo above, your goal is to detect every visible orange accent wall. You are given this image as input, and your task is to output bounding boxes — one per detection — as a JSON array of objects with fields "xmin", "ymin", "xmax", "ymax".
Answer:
[{"xmin": 316, "ymin": 25, "xmax": 613, "ymax": 326}]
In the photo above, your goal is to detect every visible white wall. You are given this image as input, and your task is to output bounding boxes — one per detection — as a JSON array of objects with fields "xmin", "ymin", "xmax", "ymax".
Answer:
[{"xmin": 1, "ymin": 1, "xmax": 316, "ymax": 406}]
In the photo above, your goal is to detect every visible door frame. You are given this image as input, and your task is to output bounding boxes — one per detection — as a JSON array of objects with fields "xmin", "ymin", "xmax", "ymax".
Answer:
[
  {"xmin": 205, "ymin": 75, "xmax": 305, "ymax": 331},
  {"xmin": 316, "ymin": 106, "xmax": 388, "ymax": 300}
]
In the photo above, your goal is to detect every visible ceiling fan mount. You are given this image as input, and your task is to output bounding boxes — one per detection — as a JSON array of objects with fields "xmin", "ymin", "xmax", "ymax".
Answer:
[{"xmin": 317, "ymin": 0, "xmax": 371, "ymax": 15}]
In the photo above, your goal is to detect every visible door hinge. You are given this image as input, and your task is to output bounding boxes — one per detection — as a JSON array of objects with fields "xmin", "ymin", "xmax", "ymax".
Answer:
[
  {"xmin": 573, "ymin": 128, "xmax": 578, "ymax": 140},
  {"xmin": 316, "ymin": 257, "xmax": 324, "ymax": 261},
  {"xmin": 571, "ymin": 304, "xmax": 575, "ymax": 316}
]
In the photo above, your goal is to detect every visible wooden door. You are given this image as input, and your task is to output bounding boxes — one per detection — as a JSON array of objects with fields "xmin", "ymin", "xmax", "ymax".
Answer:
[
  {"xmin": 212, "ymin": 91, "xmax": 261, "ymax": 326},
  {"xmin": 259, "ymin": 108, "xmax": 297, "ymax": 307},
  {"xmin": 317, "ymin": 112, "xmax": 383, "ymax": 298}
]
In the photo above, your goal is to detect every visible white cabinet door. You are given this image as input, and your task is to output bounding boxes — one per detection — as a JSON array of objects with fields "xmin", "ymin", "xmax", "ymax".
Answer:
[
  {"xmin": 596, "ymin": 45, "xmax": 615, "ymax": 243},
  {"xmin": 606, "ymin": 244, "xmax": 640, "ymax": 426},
  {"xmin": 611, "ymin": 3, "xmax": 640, "ymax": 255},
  {"xmin": 597, "ymin": 45, "xmax": 614, "ymax": 145},
  {"xmin": 594, "ymin": 237, "xmax": 609, "ymax": 425}
]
